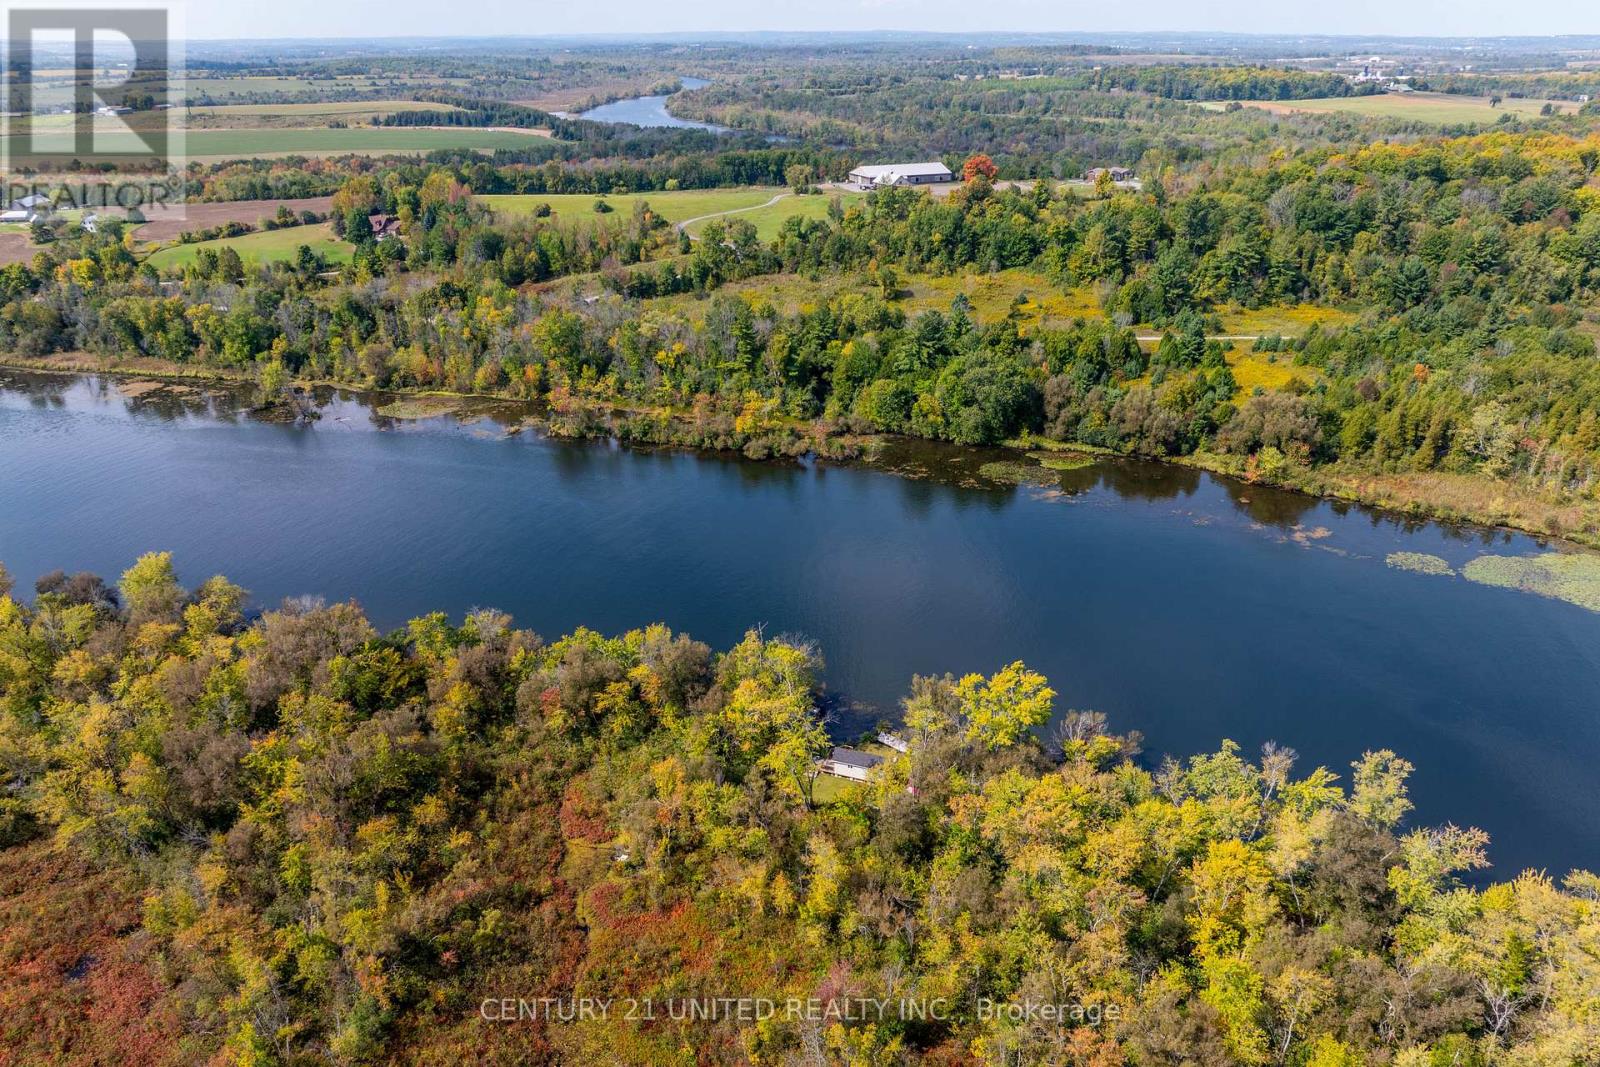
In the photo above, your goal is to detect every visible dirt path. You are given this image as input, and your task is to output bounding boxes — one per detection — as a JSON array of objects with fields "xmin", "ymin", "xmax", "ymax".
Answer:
[
  {"xmin": 674, "ymin": 193, "xmax": 790, "ymax": 239},
  {"xmin": 1135, "ymin": 334, "xmax": 1263, "ymax": 342}
]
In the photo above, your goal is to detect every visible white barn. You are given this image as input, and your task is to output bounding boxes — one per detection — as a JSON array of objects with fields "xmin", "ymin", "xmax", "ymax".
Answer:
[{"xmin": 848, "ymin": 161, "xmax": 954, "ymax": 187}]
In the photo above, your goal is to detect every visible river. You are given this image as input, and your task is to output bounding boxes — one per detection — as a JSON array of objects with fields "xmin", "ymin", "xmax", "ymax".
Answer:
[
  {"xmin": 3, "ymin": 369, "xmax": 1598, "ymax": 879},
  {"xmin": 576, "ymin": 75, "xmax": 730, "ymax": 132}
]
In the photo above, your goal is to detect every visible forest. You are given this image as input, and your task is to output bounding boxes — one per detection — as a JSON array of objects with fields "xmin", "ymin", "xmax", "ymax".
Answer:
[{"xmin": 1, "ymin": 555, "xmax": 1596, "ymax": 1065}]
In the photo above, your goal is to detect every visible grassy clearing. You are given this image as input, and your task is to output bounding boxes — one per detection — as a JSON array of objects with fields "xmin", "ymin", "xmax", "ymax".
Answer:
[
  {"xmin": 1228, "ymin": 349, "xmax": 1322, "ymax": 396},
  {"xmin": 1235, "ymin": 91, "xmax": 1576, "ymax": 124},
  {"xmin": 485, "ymin": 189, "xmax": 868, "ymax": 238},
  {"xmin": 683, "ymin": 191, "xmax": 867, "ymax": 239},
  {"xmin": 642, "ymin": 268, "xmax": 1088, "ymax": 321},
  {"xmin": 1220, "ymin": 303, "xmax": 1358, "ymax": 336},
  {"xmin": 897, "ymin": 269, "xmax": 1102, "ymax": 323},
  {"xmin": 482, "ymin": 188, "xmax": 783, "ymax": 226},
  {"xmin": 145, "ymin": 225, "xmax": 352, "ymax": 270}
]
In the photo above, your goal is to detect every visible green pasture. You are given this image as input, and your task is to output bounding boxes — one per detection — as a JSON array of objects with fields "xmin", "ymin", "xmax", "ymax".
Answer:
[
  {"xmin": 145, "ymin": 225, "xmax": 353, "ymax": 271},
  {"xmin": 481, "ymin": 187, "xmax": 782, "ymax": 226}
]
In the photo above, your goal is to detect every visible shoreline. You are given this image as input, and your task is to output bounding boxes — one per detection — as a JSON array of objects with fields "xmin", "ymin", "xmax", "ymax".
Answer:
[{"xmin": 4, "ymin": 354, "xmax": 1593, "ymax": 552}]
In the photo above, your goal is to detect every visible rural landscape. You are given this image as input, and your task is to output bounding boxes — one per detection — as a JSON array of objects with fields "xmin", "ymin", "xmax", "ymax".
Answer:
[{"xmin": 4, "ymin": 16, "xmax": 1600, "ymax": 1067}]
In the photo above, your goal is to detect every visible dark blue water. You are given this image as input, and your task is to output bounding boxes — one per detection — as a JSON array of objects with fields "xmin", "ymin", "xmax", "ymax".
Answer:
[
  {"xmin": 3, "ymin": 371, "xmax": 1598, "ymax": 879},
  {"xmin": 577, "ymin": 76, "xmax": 730, "ymax": 131}
]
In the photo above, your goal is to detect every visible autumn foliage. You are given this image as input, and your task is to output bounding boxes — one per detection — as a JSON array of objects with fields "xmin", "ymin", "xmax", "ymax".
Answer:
[
  {"xmin": 961, "ymin": 153, "xmax": 998, "ymax": 181},
  {"xmin": 1, "ymin": 555, "xmax": 1598, "ymax": 1064}
]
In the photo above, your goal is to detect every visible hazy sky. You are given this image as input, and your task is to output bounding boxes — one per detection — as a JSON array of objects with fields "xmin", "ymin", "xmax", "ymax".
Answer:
[{"xmin": 185, "ymin": 0, "xmax": 1598, "ymax": 42}]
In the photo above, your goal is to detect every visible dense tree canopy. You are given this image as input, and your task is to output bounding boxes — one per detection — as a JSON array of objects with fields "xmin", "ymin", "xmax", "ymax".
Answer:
[{"xmin": 0, "ymin": 557, "xmax": 1596, "ymax": 1064}]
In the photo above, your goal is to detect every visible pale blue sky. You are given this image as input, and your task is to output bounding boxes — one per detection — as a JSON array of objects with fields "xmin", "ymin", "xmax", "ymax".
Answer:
[{"xmin": 185, "ymin": 0, "xmax": 1597, "ymax": 42}]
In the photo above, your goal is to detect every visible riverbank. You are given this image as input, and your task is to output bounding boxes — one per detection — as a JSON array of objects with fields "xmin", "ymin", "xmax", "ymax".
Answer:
[{"xmin": 6, "ymin": 351, "xmax": 1597, "ymax": 550}]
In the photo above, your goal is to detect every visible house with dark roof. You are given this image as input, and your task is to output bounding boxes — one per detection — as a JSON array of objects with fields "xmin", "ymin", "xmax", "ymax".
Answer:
[{"xmin": 818, "ymin": 746, "xmax": 884, "ymax": 782}]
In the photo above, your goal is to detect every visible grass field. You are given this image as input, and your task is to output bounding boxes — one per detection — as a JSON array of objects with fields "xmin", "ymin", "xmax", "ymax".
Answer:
[
  {"xmin": 187, "ymin": 100, "xmax": 457, "ymax": 118},
  {"xmin": 1227, "ymin": 349, "xmax": 1323, "ymax": 395},
  {"xmin": 683, "ymin": 191, "xmax": 868, "ymax": 239},
  {"xmin": 185, "ymin": 74, "xmax": 469, "ymax": 101},
  {"xmin": 1216, "ymin": 302, "xmax": 1358, "ymax": 336},
  {"xmin": 484, "ymin": 188, "xmax": 867, "ymax": 240},
  {"xmin": 1230, "ymin": 91, "xmax": 1577, "ymax": 124},
  {"xmin": 898, "ymin": 270, "xmax": 1102, "ymax": 322},
  {"xmin": 481, "ymin": 188, "xmax": 786, "ymax": 227},
  {"xmin": 145, "ymin": 225, "xmax": 352, "ymax": 271},
  {"xmin": 184, "ymin": 101, "xmax": 466, "ymax": 128}
]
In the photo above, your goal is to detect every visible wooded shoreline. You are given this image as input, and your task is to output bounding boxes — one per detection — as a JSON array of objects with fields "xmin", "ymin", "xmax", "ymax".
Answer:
[{"xmin": 6, "ymin": 353, "xmax": 1590, "ymax": 551}]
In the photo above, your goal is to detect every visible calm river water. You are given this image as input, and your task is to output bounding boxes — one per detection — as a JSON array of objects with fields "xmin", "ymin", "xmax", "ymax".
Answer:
[
  {"xmin": 3, "ymin": 370, "xmax": 1597, "ymax": 878},
  {"xmin": 576, "ymin": 75, "xmax": 730, "ymax": 131}
]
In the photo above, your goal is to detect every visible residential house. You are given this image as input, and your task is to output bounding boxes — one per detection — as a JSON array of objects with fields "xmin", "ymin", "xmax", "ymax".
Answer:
[
  {"xmin": 0, "ymin": 193, "xmax": 52, "ymax": 224},
  {"xmin": 1085, "ymin": 166, "xmax": 1134, "ymax": 183},
  {"xmin": 818, "ymin": 746, "xmax": 883, "ymax": 782}
]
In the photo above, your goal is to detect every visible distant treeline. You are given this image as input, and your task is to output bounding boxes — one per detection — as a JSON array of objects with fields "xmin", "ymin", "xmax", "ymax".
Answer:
[
  {"xmin": 373, "ymin": 94, "xmax": 569, "ymax": 133},
  {"xmin": 187, "ymin": 147, "xmax": 854, "ymax": 204},
  {"xmin": 1076, "ymin": 64, "xmax": 1377, "ymax": 101},
  {"xmin": 1414, "ymin": 72, "xmax": 1600, "ymax": 102}
]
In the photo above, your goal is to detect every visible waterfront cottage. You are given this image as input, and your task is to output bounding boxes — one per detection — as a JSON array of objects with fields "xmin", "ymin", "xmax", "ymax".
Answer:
[{"xmin": 819, "ymin": 746, "xmax": 884, "ymax": 782}]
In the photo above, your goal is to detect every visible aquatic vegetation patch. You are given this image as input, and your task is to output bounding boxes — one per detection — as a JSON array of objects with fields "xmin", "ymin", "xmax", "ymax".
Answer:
[
  {"xmin": 1462, "ymin": 552, "xmax": 1600, "ymax": 612},
  {"xmin": 1386, "ymin": 552, "xmax": 1455, "ymax": 577},
  {"xmin": 375, "ymin": 397, "xmax": 462, "ymax": 420},
  {"xmin": 1027, "ymin": 450, "xmax": 1094, "ymax": 471},
  {"xmin": 979, "ymin": 460, "xmax": 1057, "ymax": 486}
]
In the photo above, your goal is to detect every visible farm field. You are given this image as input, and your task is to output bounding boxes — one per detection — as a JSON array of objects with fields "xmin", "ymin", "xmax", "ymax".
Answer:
[
  {"xmin": 144, "ymin": 224, "xmax": 353, "ymax": 271},
  {"xmin": 183, "ymin": 127, "xmax": 554, "ymax": 160},
  {"xmin": 184, "ymin": 74, "xmax": 469, "ymax": 102},
  {"xmin": 481, "ymin": 187, "xmax": 781, "ymax": 225},
  {"xmin": 0, "ymin": 230, "xmax": 36, "ymax": 265},
  {"xmin": 183, "ymin": 100, "xmax": 464, "ymax": 128},
  {"xmin": 484, "ymin": 188, "xmax": 867, "ymax": 237},
  {"xmin": 0, "ymin": 126, "xmax": 553, "ymax": 163},
  {"xmin": 128, "ymin": 196, "xmax": 336, "ymax": 242},
  {"xmin": 1230, "ymin": 91, "xmax": 1578, "ymax": 123}
]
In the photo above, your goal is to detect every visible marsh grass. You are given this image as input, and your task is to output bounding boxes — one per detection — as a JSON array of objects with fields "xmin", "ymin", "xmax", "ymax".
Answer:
[
  {"xmin": 1027, "ymin": 450, "xmax": 1094, "ymax": 471},
  {"xmin": 375, "ymin": 397, "xmax": 462, "ymax": 420},
  {"xmin": 979, "ymin": 460, "xmax": 1057, "ymax": 486}
]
